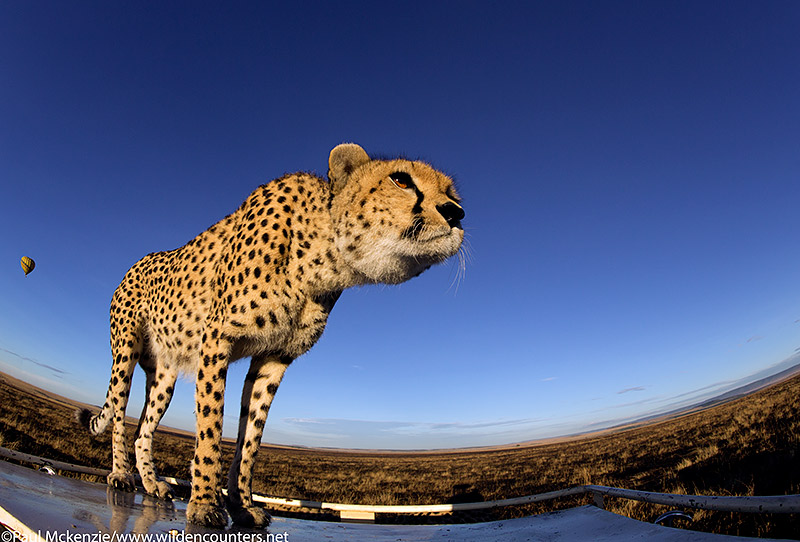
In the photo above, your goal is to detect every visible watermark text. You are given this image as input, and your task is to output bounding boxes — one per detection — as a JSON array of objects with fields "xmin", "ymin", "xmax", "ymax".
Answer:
[{"xmin": 2, "ymin": 530, "xmax": 289, "ymax": 542}]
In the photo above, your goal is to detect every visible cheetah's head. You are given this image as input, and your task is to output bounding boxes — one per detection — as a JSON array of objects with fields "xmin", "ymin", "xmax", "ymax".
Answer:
[{"xmin": 328, "ymin": 143, "xmax": 464, "ymax": 285}]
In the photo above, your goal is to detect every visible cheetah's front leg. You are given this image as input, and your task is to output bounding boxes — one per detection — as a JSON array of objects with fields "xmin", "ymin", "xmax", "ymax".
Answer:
[
  {"xmin": 226, "ymin": 354, "xmax": 292, "ymax": 526},
  {"xmin": 186, "ymin": 332, "xmax": 231, "ymax": 528}
]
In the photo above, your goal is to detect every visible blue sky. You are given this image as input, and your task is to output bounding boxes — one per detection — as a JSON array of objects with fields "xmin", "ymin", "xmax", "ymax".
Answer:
[{"xmin": 1, "ymin": 1, "xmax": 799, "ymax": 449}]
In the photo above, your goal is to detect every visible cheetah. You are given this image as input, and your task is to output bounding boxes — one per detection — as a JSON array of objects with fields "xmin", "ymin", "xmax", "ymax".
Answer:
[{"xmin": 77, "ymin": 144, "xmax": 465, "ymax": 528}]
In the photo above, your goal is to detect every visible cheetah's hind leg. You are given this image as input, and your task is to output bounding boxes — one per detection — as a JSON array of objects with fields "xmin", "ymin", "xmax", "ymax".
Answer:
[
  {"xmin": 105, "ymin": 330, "xmax": 146, "ymax": 492},
  {"xmin": 134, "ymin": 362, "xmax": 178, "ymax": 500}
]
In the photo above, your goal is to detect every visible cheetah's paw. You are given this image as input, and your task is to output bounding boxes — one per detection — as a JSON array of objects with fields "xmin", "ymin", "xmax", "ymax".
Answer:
[
  {"xmin": 231, "ymin": 506, "xmax": 271, "ymax": 527},
  {"xmin": 187, "ymin": 501, "xmax": 228, "ymax": 528},
  {"xmin": 146, "ymin": 480, "xmax": 174, "ymax": 500},
  {"xmin": 107, "ymin": 472, "xmax": 135, "ymax": 492}
]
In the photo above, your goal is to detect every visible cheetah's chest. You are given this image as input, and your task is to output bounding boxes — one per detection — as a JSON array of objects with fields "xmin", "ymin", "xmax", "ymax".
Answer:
[{"xmin": 226, "ymin": 291, "xmax": 338, "ymax": 362}]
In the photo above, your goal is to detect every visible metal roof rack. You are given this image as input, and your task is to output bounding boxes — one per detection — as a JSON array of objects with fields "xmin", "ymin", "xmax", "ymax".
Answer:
[{"xmin": 1, "ymin": 448, "xmax": 797, "ymax": 541}]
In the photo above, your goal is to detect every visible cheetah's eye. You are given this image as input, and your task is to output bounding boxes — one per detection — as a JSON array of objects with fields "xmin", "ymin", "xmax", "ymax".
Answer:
[{"xmin": 389, "ymin": 171, "xmax": 414, "ymax": 190}]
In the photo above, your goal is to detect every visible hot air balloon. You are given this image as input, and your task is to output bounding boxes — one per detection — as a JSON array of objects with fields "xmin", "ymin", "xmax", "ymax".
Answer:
[{"xmin": 20, "ymin": 256, "xmax": 35, "ymax": 276}]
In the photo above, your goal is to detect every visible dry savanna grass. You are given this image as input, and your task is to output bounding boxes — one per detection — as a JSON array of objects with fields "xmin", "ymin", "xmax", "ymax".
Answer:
[{"xmin": 0, "ymin": 370, "xmax": 798, "ymax": 538}]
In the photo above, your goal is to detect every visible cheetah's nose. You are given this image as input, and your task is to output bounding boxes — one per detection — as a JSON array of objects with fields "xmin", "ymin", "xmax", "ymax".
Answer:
[{"xmin": 436, "ymin": 202, "xmax": 465, "ymax": 228}]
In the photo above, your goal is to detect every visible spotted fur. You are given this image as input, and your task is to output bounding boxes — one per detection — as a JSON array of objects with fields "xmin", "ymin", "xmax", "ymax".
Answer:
[{"xmin": 76, "ymin": 144, "xmax": 464, "ymax": 527}]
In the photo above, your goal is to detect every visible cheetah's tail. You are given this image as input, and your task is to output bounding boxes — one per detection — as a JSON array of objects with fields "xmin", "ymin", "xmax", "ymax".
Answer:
[{"xmin": 75, "ymin": 401, "xmax": 113, "ymax": 436}]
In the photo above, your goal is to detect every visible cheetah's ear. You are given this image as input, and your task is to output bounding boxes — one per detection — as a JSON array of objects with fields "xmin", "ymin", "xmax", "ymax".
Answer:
[{"xmin": 328, "ymin": 143, "xmax": 370, "ymax": 195}]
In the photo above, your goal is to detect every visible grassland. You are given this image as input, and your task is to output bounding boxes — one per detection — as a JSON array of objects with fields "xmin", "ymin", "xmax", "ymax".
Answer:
[{"xmin": 1, "ymin": 370, "xmax": 798, "ymax": 538}]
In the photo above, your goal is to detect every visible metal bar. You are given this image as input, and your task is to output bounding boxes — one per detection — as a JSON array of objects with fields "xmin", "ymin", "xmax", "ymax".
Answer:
[
  {"xmin": 2, "ymin": 446, "xmax": 799, "ymax": 516},
  {"xmin": 253, "ymin": 486, "xmax": 589, "ymax": 513},
  {"xmin": 0, "ymin": 504, "xmax": 47, "ymax": 542},
  {"xmin": 0, "ymin": 447, "xmax": 110, "ymax": 477},
  {"xmin": 585, "ymin": 485, "xmax": 800, "ymax": 514}
]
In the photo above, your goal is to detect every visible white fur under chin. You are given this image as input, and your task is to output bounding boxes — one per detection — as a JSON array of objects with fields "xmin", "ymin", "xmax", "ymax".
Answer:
[{"xmin": 342, "ymin": 228, "xmax": 464, "ymax": 285}]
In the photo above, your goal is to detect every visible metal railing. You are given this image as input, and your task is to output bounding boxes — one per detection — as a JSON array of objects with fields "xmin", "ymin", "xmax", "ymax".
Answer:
[
  {"xmin": 585, "ymin": 485, "xmax": 800, "ymax": 514},
  {"xmin": 2, "ymin": 446, "xmax": 798, "ymax": 520},
  {"xmin": 250, "ymin": 485, "xmax": 800, "ymax": 516}
]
